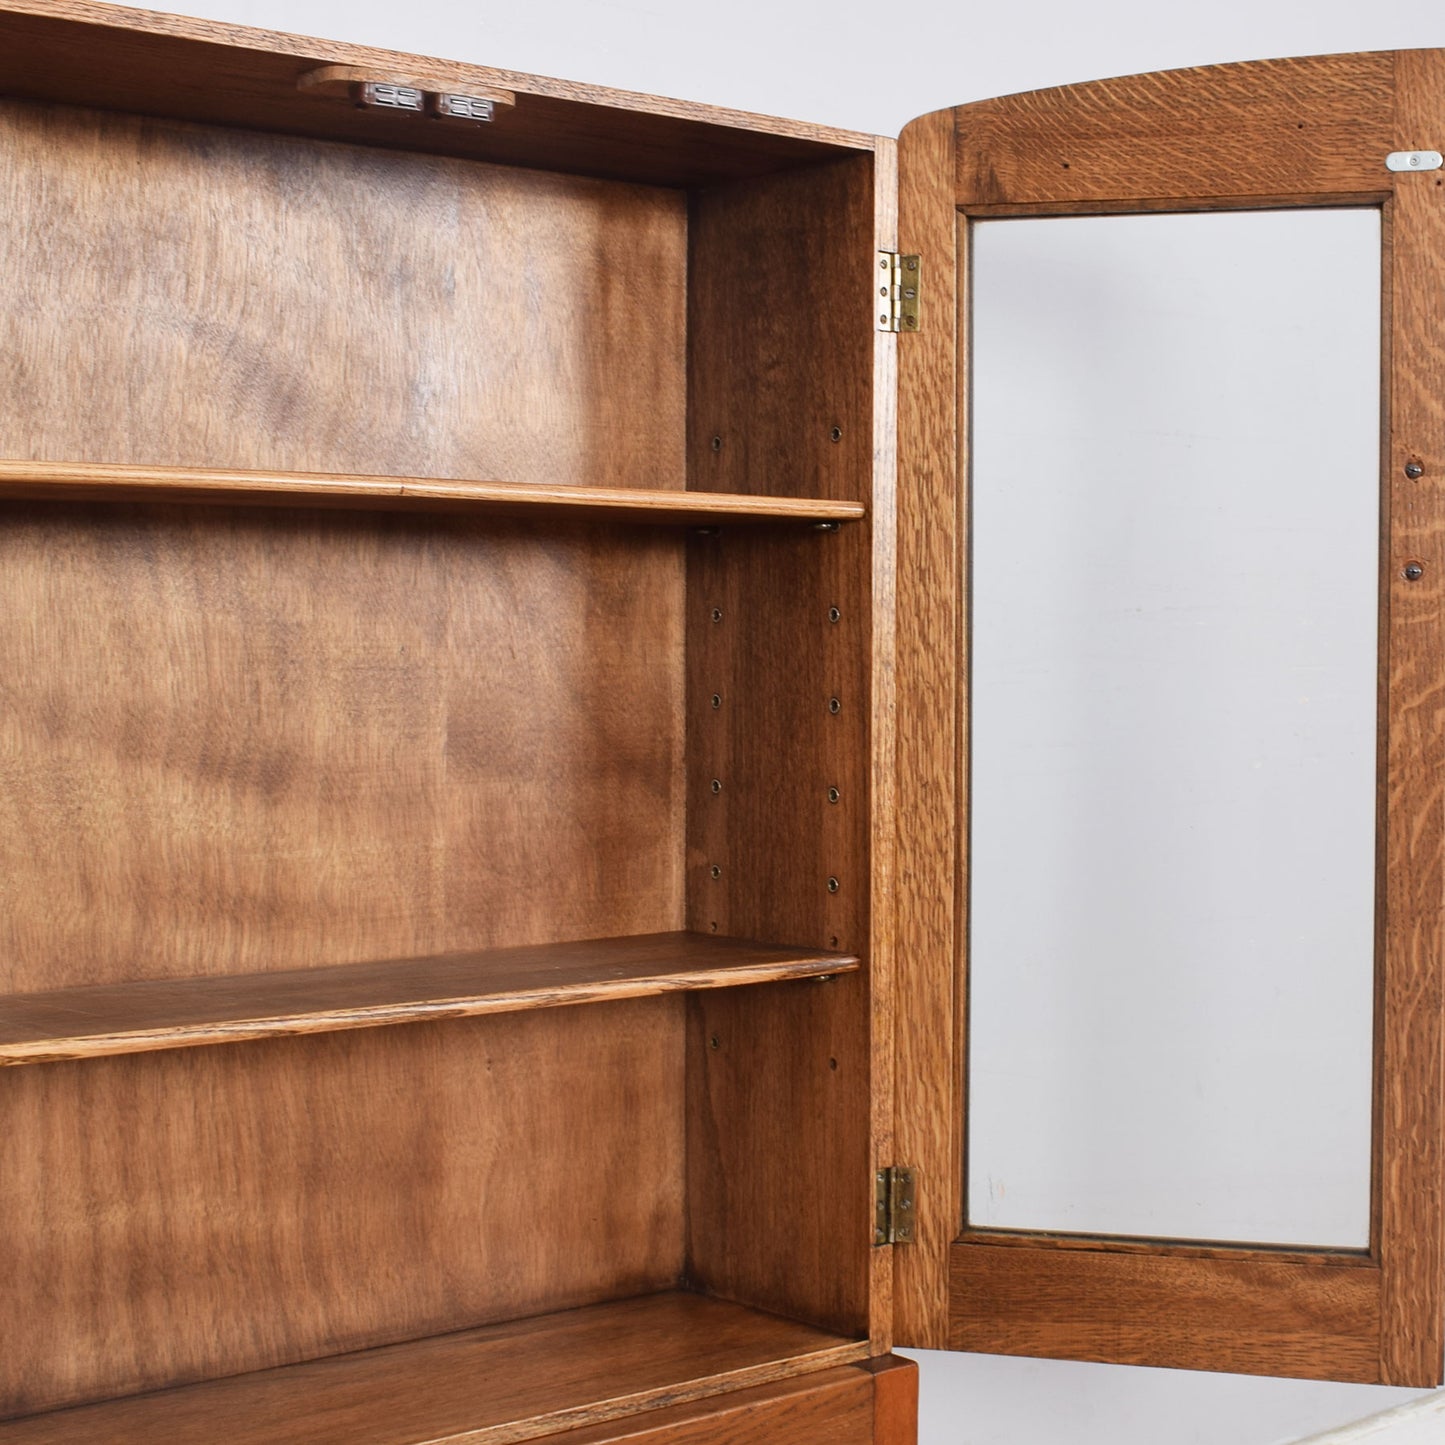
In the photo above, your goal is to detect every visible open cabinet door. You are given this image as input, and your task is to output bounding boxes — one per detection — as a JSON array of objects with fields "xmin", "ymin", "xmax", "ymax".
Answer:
[{"xmin": 892, "ymin": 52, "xmax": 1445, "ymax": 1387}]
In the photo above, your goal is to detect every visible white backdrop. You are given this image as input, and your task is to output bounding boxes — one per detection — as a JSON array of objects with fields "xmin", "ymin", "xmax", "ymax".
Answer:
[{"xmin": 139, "ymin": 1, "xmax": 1444, "ymax": 1440}]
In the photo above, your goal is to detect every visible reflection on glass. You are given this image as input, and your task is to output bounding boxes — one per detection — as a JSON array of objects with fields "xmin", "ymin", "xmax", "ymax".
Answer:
[{"xmin": 967, "ymin": 210, "xmax": 1379, "ymax": 1247}]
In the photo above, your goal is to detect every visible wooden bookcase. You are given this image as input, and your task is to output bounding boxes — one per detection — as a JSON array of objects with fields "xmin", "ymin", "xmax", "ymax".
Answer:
[{"xmin": 1, "ymin": 4, "xmax": 1442, "ymax": 1441}]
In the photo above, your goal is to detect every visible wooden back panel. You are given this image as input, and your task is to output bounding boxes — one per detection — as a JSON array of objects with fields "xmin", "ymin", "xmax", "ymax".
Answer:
[
  {"xmin": 0, "ymin": 1001, "xmax": 686, "ymax": 1417},
  {"xmin": 0, "ymin": 503, "xmax": 684, "ymax": 992},
  {"xmin": 0, "ymin": 99, "xmax": 686, "ymax": 487}
]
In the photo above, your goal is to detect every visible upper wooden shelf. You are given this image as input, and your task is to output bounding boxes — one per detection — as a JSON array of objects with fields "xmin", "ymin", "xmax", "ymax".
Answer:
[
  {"xmin": 0, "ymin": 462, "xmax": 865, "ymax": 526},
  {"xmin": 0, "ymin": 932, "xmax": 859, "ymax": 1066},
  {"xmin": 0, "ymin": 1290, "xmax": 869, "ymax": 1444}
]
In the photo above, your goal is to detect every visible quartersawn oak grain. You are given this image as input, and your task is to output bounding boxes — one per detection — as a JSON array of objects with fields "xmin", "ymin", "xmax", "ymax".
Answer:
[
  {"xmin": 681, "ymin": 138, "xmax": 885, "ymax": 1343},
  {"xmin": 889, "ymin": 104, "xmax": 962, "ymax": 1352},
  {"xmin": 0, "ymin": 932, "xmax": 861, "ymax": 1065},
  {"xmin": 0, "ymin": 462, "xmax": 866, "ymax": 524},
  {"xmin": 903, "ymin": 46, "xmax": 1445, "ymax": 1388},
  {"xmin": 948, "ymin": 1245, "xmax": 1382, "ymax": 1383},
  {"xmin": 0, "ymin": 503, "xmax": 685, "ymax": 995},
  {"xmin": 1378, "ymin": 46, "xmax": 1445, "ymax": 1386},
  {"xmin": 0, "ymin": 1005, "xmax": 688, "ymax": 1418},
  {"xmin": 0, "ymin": 99, "xmax": 687, "ymax": 490},
  {"xmin": 0, "ymin": 1292, "xmax": 869, "ymax": 1444},
  {"xmin": 954, "ymin": 53, "xmax": 1394, "ymax": 208}
]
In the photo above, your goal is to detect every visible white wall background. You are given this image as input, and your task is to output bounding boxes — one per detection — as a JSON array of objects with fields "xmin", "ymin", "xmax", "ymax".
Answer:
[{"xmin": 137, "ymin": 1, "xmax": 1444, "ymax": 1441}]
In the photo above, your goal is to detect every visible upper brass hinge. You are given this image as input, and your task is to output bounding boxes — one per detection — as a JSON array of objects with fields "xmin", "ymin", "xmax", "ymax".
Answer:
[
  {"xmin": 876, "ymin": 252, "xmax": 921, "ymax": 333},
  {"xmin": 874, "ymin": 1165, "xmax": 917, "ymax": 1245}
]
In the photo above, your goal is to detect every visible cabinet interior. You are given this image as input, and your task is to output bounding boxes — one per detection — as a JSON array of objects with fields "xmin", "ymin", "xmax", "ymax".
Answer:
[{"xmin": 0, "ymin": 40, "xmax": 882, "ymax": 1439}]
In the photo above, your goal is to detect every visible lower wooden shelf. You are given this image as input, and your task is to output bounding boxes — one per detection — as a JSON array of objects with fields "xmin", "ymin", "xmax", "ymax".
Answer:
[
  {"xmin": 0, "ymin": 1292, "xmax": 870, "ymax": 1444},
  {"xmin": 0, "ymin": 931, "xmax": 859, "ymax": 1066}
]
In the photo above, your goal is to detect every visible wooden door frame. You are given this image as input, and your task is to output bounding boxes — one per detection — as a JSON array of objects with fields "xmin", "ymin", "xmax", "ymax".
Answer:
[{"xmin": 893, "ymin": 50, "xmax": 1445, "ymax": 1386}]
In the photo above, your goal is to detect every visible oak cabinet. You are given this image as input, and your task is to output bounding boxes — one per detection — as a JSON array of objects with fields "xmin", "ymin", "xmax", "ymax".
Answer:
[{"xmin": 0, "ymin": 4, "xmax": 1440, "ymax": 1440}]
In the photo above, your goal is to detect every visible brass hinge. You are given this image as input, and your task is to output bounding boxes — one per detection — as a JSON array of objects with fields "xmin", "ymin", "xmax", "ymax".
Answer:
[
  {"xmin": 874, "ymin": 1165, "xmax": 917, "ymax": 1245},
  {"xmin": 876, "ymin": 252, "xmax": 921, "ymax": 333}
]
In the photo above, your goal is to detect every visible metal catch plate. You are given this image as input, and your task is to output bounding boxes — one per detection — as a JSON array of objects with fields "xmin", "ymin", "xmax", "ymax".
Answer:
[
  {"xmin": 876, "ymin": 253, "xmax": 921, "ymax": 333},
  {"xmin": 354, "ymin": 81, "xmax": 425, "ymax": 112},
  {"xmin": 1386, "ymin": 150, "xmax": 1444, "ymax": 172},
  {"xmin": 431, "ymin": 92, "xmax": 496, "ymax": 123},
  {"xmin": 874, "ymin": 1165, "xmax": 917, "ymax": 1245}
]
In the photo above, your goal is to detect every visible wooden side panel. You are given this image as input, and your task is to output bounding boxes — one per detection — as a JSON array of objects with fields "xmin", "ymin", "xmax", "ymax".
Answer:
[
  {"xmin": 687, "ymin": 154, "xmax": 878, "ymax": 502},
  {"xmin": 682, "ymin": 149, "xmax": 885, "ymax": 1339},
  {"xmin": 0, "ymin": 1002, "xmax": 686, "ymax": 1417},
  {"xmin": 0, "ymin": 100, "xmax": 686, "ymax": 488},
  {"xmin": 683, "ymin": 527, "xmax": 872, "ymax": 1337},
  {"xmin": 1379, "ymin": 47, "xmax": 1445, "ymax": 1385},
  {"xmin": 948, "ymin": 1246, "xmax": 1382, "ymax": 1382},
  {"xmin": 0, "ymin": 504, "xmax": 684, "ymax": 993},
  {"xmin": 890, "ymin": 107, "xmax": 962, "ymax": 1350},
  {"xmin": 954, "ymin": 53, "xmax": 1394, "ymax": 209}
]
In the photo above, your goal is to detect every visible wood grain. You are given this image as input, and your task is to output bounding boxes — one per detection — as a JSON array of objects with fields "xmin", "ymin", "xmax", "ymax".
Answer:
[
  {"xmin": 954, "ymin": 53, "xmax": 1394, "ymax": 209},
  {"xmin": 681, "ymin": 143, "xmax": 885, "ymax": 1343},
  {"xmin": 684, "ymin": 524, "xmax": 873, "ymax": 1338},
  {"xmin": 294, "ymin": 65, "xmax": 516, "ymax": 108},
  {"xmin": 0, "ymin": 933, "xmax": 860, "ymax": 1066},
  {"xmin": 865, "ymin": 134, "xmax": 902, "ymax": 1351},
  {"xmin": 0, "ymin": 1004, "xmax": 686, "ymax": 1417},
  {"xmin": 687, "ymin": 154, "xmax": 879, "ymax": 502},
  {"xmin": 508, "ymin": 1365, "xmax": 877, "ymax": 1444},
  {"xmin": 0, "ymin": 1292, "xmax": 866, "ymax": 1443},
  {"xmin": 917, "ymin": 45, "xmax": 1445, "ymax": 1387},
  {"xmin": 866, "ymin": 1356, "xmax": 919, "ymax": 1445},
  {"xmin": 0, "ymin": 462, "xmax": 865, "ymax": 523},
  {"xmin": 1378, "ymin": 46, "xmax": 1445, "ymax": 1386},
  {"xmin": 0, "ymin": 99, "xmax": 685, "ymax": 488},
  {"xmin": 0, "ymin": 503, "xmax": 684, "ymax": 994},
  {"xmin": 0, "ymin": 1, "xmax": 875, "ymax": 187},
  {"xmin": 889, "ymin": 104, "xmax": 962, "ymax": 1352},
  {"xmin": 949, "ymin": 1244, "xmax": 1383, "ymax": 1381}
]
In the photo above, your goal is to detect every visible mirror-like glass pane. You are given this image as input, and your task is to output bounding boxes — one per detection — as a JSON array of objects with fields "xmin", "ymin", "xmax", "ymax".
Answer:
[{"xmin": 967, "ymin": 210, "xmax": 1380, "ymax": 1247}]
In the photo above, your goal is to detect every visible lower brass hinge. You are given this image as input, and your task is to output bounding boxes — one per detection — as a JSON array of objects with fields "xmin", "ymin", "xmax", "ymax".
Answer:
[
  {"xmin": 874, "ymin": 1165, "xmax": 917, "ymax": 1244},
  {"xmin": 876, "ymin": 252, "xmax": 921, "ymax": 333}
]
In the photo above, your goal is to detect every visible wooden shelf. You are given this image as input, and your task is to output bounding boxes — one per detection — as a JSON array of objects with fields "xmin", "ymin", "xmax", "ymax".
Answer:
[
  {"xmin": 0, "ymin": 461, "xmax": 865, "ymax": 525},
  {"xmin": 0, "ymin": 1291, "xmax": 870, "ymax": 1443},
  {"xmin": 0, "ymin": 932, "xmax": 858, "ymax": 1066}
]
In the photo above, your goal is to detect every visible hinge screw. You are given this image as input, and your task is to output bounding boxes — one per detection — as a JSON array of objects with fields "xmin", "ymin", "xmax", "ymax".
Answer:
[
  {"xmin": 828, "ymin": 606, "xmax": 841, "ymax": 622},
  {"xmin": 710, "ymin": 864, "xmax": 722, "ymax": 879},
  {"xmin": 1404, "ymin": 562, "xmax": 1425, "ymax": 581},
  {"xmin": 710, "ymin": 607, "xmax": 723, "ymax": 623},
  {"xmin": 828, "ymin": 697, "xmax": 841, "ymax": 714},
  {"xmin": 710, "ymin": 778, "xmax": 722, "ymax": 794},
  {"xmin": 711, "ymin": 693, "xmax": 722, "ymax": 709},
  {"xmin": 827, "ymin": 876, "xmax": 840, "ymax": 893},
  {"xmin": 1405, "ymin": 460, "xmax": 1424, "ymax": 479},
  {"xmin": 829, "ymin": 426, "xmax": 843, "ymax": 443},
  {"xmin": 827, "ymin": 786, "xmax": 840, "ymax": 804}
]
